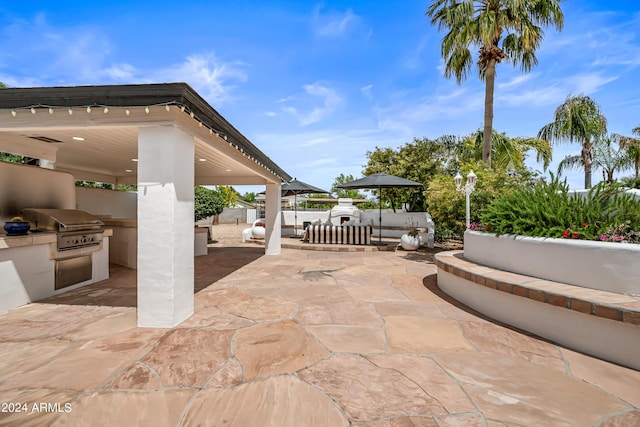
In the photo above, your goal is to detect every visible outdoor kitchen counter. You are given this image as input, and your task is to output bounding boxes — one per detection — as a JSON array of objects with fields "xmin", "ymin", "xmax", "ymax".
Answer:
[
  {"xmin": 0, "ymin": 229, "xmax": 113, "ymax": 313},
  {"xmin": 103, "ymin": 219, "xmax": 208, "ymax": 269},
  {"xmin": 0, "ymin": 229, "xmax": 113, "ymax": 250}
]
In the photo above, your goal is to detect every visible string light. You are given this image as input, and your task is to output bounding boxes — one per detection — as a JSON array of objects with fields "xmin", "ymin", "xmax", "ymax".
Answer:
[{"xmin": 1, "ymin": 102, "xmax": 284, "ymax": 179}]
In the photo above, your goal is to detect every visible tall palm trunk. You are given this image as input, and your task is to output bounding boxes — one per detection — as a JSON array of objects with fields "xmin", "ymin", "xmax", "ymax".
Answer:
[
  {"xmin": 483, "ymin": 60, "xmax": 497, "ymax": 168},
  {"xmin": 582, "ymin": 138, "xmax": 593, "ymax": 188}
]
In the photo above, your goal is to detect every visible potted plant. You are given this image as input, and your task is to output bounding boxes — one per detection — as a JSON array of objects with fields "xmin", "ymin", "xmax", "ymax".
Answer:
[
  {"xmin": 400, "ymin": 220, "xmax": 421, "ymax": 250},
  {"xmin": 4, "ymin": 216, "xmax": 30, "ymax": 236}
]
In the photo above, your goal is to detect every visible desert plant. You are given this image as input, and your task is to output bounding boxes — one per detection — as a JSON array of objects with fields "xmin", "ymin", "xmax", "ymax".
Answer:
[{"xmin": 480, "ymin": 174, "xmax": 640, "ymax": 240}]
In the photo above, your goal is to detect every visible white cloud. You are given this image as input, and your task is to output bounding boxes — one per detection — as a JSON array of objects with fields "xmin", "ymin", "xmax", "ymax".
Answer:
[
  {"xmin": 281, "ymin": 81, "xmax": 343, "ymax": 126},
  {"xmin": 103, "ymin": 64, "xmax": 136, "ymax": 81},
  {"xmin": 264, "ymin": 111, "xmax": 277, "ymax": 117},
  {"xmin": 156, "ymin": 54, "xmax": 248, "ymax": 105},
  {"xmin": 312, "ymin": 6, "xmax": 359, "ymax": 38},
  {"xmin": 360, "ymin": 84, "xmax": 373, "ymax": 99},
  {"xmin": 497, "ymin": 74, "xmax": 535, "ymax": 90}
]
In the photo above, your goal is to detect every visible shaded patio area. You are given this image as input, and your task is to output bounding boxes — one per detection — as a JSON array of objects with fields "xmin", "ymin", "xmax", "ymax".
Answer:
[{"xmin": 0, "ymin": 237, "xmax": 638, "ymax": 426}]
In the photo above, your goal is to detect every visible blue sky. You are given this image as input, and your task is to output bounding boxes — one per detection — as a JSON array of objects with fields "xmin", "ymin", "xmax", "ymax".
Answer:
[{"xmin": 1, "ymin": 1, "xmax": 639, "ymax": 195}]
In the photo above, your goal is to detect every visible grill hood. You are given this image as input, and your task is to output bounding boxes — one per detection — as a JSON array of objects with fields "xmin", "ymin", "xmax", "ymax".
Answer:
[{"xmin": 21, "ymin": 208, "xmax": 104, "ymax": 233}]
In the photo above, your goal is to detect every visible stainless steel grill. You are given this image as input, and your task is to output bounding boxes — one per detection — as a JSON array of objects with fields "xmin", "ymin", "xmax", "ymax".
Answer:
[
  {"xmin": 20, "ymin": 208, "xmax": 105, "ymax": 251},
  {"xmin": 20, "ymin": 208, "xmax": 106, "ymax": 290}
]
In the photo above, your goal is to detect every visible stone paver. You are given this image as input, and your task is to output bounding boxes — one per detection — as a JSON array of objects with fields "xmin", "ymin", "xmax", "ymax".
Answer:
[
  {"xmin": 0, "ymin": 227, "xmax": 637, "ymax": 426},
  {"xmin": 233, "ymin": 319, "xmax": 329, "ymax": 381}
]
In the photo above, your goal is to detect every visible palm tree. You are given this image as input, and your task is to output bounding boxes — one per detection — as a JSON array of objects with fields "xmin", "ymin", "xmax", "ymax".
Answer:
[
  {"xmin": 467, "ymin": 129, "xmax": 552, "ymax": 171},
  {"xmin": 538, "ymin": 94, "xmax": 607, "ymax": 188},
  {"xmin": 426, "ymin": 0, "xmax": 563, "ymax": 168},
  {"xmin": 557, "ymin": 135, "xmax": 631, "ymax": 184},
  {"xmin": 617, "ymin": 127, "xmax": 640, "ymax": 179}
]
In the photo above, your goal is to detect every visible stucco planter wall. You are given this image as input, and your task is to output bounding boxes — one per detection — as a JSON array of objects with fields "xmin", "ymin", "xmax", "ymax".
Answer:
[{"xmin": 464, "ymin": 230, "xmax": 640, "ymax": 296}]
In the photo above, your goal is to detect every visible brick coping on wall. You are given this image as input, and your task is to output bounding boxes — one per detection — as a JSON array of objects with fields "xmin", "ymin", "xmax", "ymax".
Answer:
[{"xmin": 435, "ymin": 251, "xmax": 640, "ymax": 326}]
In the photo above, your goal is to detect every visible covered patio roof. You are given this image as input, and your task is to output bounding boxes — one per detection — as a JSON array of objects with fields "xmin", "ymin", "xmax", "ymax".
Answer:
[
  {"xmin": 0, "ymin": 83, "xmax": 287, "ymax": 328},
  {"xmin": 0, "ymin": 82, "xmax": 291, "ymax": 186}
]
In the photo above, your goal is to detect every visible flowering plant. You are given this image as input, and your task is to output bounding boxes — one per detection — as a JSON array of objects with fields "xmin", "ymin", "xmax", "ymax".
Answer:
[{"xmin": 469, "ymin": 222, "xmax": 491, "ymax": 232}]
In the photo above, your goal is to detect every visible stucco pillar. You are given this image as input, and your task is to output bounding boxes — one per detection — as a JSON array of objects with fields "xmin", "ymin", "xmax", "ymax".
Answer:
[
  {"xmin": 264, "ymin": 181, "xmax": 282, "ymax": 255},
  {"xmin": 137, "ymin": 125, "xmax": 194, "ymax": 327}
]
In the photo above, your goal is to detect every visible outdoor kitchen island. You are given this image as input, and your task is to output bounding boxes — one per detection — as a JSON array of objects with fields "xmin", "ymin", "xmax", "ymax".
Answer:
[{"xmin": 0, "ymin": 228, "xmax": 112, "ymax": 313}]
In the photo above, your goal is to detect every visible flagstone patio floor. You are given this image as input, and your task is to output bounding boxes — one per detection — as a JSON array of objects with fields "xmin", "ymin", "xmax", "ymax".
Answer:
[{"xmin": 0, "ymin": 225, "xmax": 638, "ymax": 426}]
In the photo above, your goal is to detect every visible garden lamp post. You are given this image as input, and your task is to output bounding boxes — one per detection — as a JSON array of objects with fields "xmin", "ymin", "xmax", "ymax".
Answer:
[{"xmin": 455, "ymin": 170, "xmax": 477, "ymax": 229}]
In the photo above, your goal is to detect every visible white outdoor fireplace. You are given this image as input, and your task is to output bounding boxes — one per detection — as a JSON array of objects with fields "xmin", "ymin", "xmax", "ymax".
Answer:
[{"xmin": 329, "ymin": 198, "xmax": 361, "ymax": 225}]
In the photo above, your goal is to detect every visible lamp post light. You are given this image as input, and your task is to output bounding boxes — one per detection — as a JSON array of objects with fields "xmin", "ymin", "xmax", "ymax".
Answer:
[{"xmin": 455, "ymin": 170, "xmax": 477, "ymax": 229}]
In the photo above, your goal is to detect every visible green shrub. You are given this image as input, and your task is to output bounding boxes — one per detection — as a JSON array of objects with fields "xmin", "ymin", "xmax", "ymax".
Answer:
[
  {"xmin": 194, "ymin": 186, "xmax": 224, "ymax": 222},
  {"xmin": 425, "ymin": 161, "xmax": 534, "ymax": 238},
  {"xmin": 480, "ymin": 175, "xmax": 640, "ymax": 241}
]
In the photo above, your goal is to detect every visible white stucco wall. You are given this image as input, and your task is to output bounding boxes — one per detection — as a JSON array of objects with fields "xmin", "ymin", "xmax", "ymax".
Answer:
[
  {"xmin": 437, "ymin": 269, "xmax": 640, "ymax": 371},
  {"xmin": 76, "ymin": 186, "xmax": 137, "ymax": 219},
  {"xmin": 464, "ymin": 230, "xmax": 640, "ymax": 296}
]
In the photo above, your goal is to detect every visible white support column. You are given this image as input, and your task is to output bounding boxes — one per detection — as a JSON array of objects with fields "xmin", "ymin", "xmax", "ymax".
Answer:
[
  {"xmin": 264, "ymin": 181, "xmax": 282, "ymax": 255},
  {"xmin": 137, "ymin": 125, "xmax": 195, "ymax": 327}
]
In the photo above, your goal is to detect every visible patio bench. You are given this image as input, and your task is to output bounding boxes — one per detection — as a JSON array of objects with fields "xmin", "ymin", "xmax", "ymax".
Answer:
[{"xmin": 304, "ymin": 224, "xmax": 372, "ymax": 245}]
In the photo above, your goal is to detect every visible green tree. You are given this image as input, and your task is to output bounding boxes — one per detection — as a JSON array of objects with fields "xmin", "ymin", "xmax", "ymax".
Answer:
[
  {"xmin": 465, "ymin": 129, "xmax": 551, "ymax": 171},
  {"xmin": 215, "ymin": 185, "xmax": 238, "ymax": 207},
  {"xmin": 617, "ymin": 127, "xmax": 640, "ymax": 179},
  {"xmin": 194, "ymin": 186, "xmax": 224, "ymax": 222},
  {"xmin": 538, "ymin": 94, "xmax": 608, "ymax": 188},
  {"xmin": 426, "ymin": 0, "xmax": 563, "ymax": 168},
  {"xmin": 557, "ymin": 135, "xmax": 631, "ymax": 184},
  {"xmin": 332, "ymin": 174, "xmax": 364, "ymax": 199},
  {"xmin": 242, "ymin": 192, "xmax": 257, "ymax": 203}
]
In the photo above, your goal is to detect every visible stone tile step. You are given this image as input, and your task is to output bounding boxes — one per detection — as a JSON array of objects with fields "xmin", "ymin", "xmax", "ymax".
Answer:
[{"xmin": 435, "ymin": 251, "xmax": 640, "ymax": 326}]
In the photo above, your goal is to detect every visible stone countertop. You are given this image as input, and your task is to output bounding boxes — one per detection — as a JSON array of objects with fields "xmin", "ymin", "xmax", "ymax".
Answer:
[
  {"xmin": 102, "ymin": 218, "xmax": 137, "ymax": 228},
  {"xmin": 0, "ymin": 228, "xmax": 113, "ymax": 250}
]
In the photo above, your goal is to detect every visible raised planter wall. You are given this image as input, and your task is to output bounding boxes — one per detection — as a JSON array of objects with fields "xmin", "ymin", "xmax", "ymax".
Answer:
[{"xmin": 464, "ymin": 230, "xmax": 640, "ymax": 296}]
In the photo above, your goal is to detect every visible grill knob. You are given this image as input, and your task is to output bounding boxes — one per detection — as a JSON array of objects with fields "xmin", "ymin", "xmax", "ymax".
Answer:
[{"xmin": 73, "ymin": 239, "xmax": 79, "ymax": 244}]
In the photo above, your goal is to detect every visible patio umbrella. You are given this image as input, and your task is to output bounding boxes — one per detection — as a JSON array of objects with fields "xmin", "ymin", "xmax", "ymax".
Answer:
[
  {"xmin": 281, "ymin": 178, "xmax": 329, "ymax": 238},
  {"xmin": 337, "ymin": 172, "xmax": 423, "ymax": 245}
]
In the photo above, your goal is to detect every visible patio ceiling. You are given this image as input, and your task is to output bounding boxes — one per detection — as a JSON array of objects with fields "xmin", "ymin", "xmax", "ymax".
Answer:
[{"xmin": 0, "ymin": 83, "xmax": 291, "ymax": 186}]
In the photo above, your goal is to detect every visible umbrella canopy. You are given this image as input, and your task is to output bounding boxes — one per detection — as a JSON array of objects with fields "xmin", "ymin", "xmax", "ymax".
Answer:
[
  {"xmin": 337, "ymin": 173, "xmax": 423, "ymax": 245},
  {"xmin": 281, "ymin": 179, "xmax": 329, "ymax": 196},
  {"xmin": 335, "ymin": 172, "xmax": 422, "ymax": 189},
  {"xmin": 281, "ymin": 179, "xmax": 329, "ymax": 237}
]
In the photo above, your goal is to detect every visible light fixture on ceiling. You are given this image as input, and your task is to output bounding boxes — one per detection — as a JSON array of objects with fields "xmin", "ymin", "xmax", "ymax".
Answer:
[
  {"xmin": 72, "ymin": 136, "xmax": 85, "ymax": 141},
  {"xmin": 86, "ymin": 106, "xmax": 92, "ymax": 113},
  {"xmin": 226, "ymin": 169, "xmax": 231, "ymax": 172},
  {"xmin": 125, "ymin": 169, "xmax": 132, "ymax": 173},
  {"xmin": 145, "ymin": 106, "xmax": 150, "ymax": 113},
  {"xmin": 131, "ymin": 158, "xmax": 138, "ymax": 162},
  {"xmin": 31, "ymin": 107, "xmax": 36, "ymax": 114},
  {"xmin": 198, "ymin": 158, "xmax": 206, "ymax": 162}
]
